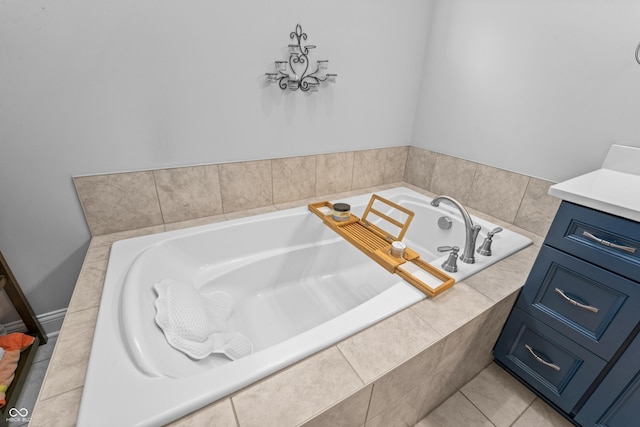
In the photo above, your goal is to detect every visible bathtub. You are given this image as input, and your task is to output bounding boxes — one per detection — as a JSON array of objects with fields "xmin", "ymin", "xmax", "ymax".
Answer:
[{"xmin": 77, "ymin": 187, "xmax": 531, "ymax": 426}]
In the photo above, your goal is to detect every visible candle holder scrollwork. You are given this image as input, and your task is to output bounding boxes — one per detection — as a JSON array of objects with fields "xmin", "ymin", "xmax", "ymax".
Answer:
[{"xmin": 266, "ymin": 24, "xmax": 337, "ymax": 92}]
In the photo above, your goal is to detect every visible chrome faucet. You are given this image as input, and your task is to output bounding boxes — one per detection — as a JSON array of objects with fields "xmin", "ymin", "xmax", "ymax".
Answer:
[{"xmin": 430, "ymin": 195, "xmax": 481, "ymax": 264}]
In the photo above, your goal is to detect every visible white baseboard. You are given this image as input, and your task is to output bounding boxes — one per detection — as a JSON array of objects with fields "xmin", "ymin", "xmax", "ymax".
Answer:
[{"xmin": 4, "ymin": 308, "xmax": 66, "ymax": 339}]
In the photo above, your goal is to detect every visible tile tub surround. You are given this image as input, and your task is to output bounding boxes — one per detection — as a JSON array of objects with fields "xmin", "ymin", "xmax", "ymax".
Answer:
[
  {"xmin": 72, "ymin": 146, "xmax": 560, "ymax": 240},
  {"xmin": 73, "ymin": 146, "xmax": 410, "ymax": 236},
  {"xmin": 33, "ymin": 177, "xmax": 552, "ymax": 426},
  {"xmin": 35, "ymin": 147, "xmax": 561, "ymax": 426}
]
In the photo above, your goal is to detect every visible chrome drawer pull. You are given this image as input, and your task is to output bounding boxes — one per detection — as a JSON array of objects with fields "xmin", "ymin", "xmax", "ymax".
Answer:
[
  {"xmin": 582, "ymin": 231, "xmax": 637, "ymax": 254},
  {"xmin": 554, "ymin": 288, "xmax": 600, "ymax": 313},
  {"xmin": 525, "ymin": 344, "xmax": 561, "ymax": 371}
]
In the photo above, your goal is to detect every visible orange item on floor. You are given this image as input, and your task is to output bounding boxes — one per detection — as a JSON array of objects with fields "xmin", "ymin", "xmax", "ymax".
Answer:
[{"xmin": 0, "ymin": 332, "xmax": 35, "ymax": 408}]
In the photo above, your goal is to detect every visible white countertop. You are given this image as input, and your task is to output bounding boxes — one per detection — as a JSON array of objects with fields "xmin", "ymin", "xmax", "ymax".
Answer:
[{"xmin": 549, "ymin": 145, "xmax": 640, "ymax": 223}]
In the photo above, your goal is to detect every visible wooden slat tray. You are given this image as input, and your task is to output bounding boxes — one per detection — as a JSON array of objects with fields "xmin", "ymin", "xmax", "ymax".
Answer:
[{"xmin": 309, "ymin": 195, "xmax": 455, "ymax": 298}]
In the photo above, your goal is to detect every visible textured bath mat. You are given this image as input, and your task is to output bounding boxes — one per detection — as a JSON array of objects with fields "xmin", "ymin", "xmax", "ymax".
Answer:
[{"xmin": 153, "ymin": 279, "xmax": 253, "ymax": 360}]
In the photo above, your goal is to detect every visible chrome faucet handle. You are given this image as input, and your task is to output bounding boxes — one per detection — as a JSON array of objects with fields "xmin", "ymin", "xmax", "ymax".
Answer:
[
  {"xmin": 487, "ymin": 227, "xmax": 503, "ymax": 238},
  {"xmin": 437, "ymin": 245, "xmax": 459, "ymax": 273},
  {"xmin": 477, "ymin": 227, "xmax": 503, "ymax": 256}
]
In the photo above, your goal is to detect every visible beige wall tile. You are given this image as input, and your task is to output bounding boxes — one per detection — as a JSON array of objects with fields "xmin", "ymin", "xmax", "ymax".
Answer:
[
  {"xmin": 89, "ymin": 225, "xmax": 166, "ymax": 247},
  {"xmin": 367, "ymin": 337, "xmax": 447, "ymax": 420},
  {"xmin": 168, "ymin": 398, "xmax": 237, "ymax": 427},
  {"xmin": 74, "ymin": 171, "xmax": 164, "ymax": 235},
  {"xmin": 39, "ymin": 307, "xmax": 98, "ymax": 400},
  {"xmin": 337, "ymin": 308, "xmax": 441, "ymax": 383},
  {"xmin": 300, "ymin": 385, "xmax": 372, "ymax": 427},
  {"xmin": 466, "ymin": 165, "xmax": 529, "ymax": 223},
  {"xmin": 409, "ymin": 283, "xmax": 495, "ymax": 336},
  {"xmin": 365, "ymin": 385, "xmax": 424, "ymax": 427},
  {"xmin": 435, "ymin": 312, "xmax": 490, "ymax": 374},
  {"xmin": 401, "ymin": 182, "xmax": 437, "ymax": 198},
  {"xmin": 274, "ymin": 197, "xmax": 318, "ymax": 210},
  {"xmin": 30, "ymin": 387, "xmax": 83, "ymax": 427},
  {"xmin": 504, "ymin": 241, "xmax": 540, "ymax": 271},
  {"xmin": 272, "ymin": 155, "xmax": 316, "ymax": 204},
  {"xmin": 154, "ymin": 165, "xmax": 223, "ymax": 223},
  {"xmin": 430, "ymin": 154, "xmax": 478, "ymax": 204},
  {"xmin": 514, "ymin": 177, "xmax": 561, "ymax": 237},
  {"xmin": 316, "ymin": 152, "xmax": 354, "ymax": 196},
  {"xmin": 464, "ymin": 245, "xmax": 539, "ymax": 302},
  {"xmin": 224, "ymin": 205, "xmax": 278, "ymax": 220},
  {"xmin": 469, "ymin": 325, "xmax": 502, "ymax": 372},
  {"xmin": 404, "ymin": 147, "xmax": 437, "ymax": 190},
  {"xmin": 219, "ymin": 160, "xmax": 273, "ymax": 213},
  {"xmin": 352, "ymin": 149, "xmax": 387, "ymax": 190},
  {"xmin": 415, "ymin": 365, "xmax": 463, "ymax": 420},
  {"xmin": 466, "ymin": 207, "xmax": 545, "ymax": 246},
  {"xmin": 232, "ymin": 346, "xmax": 363, "ymax": 427},
  {"xmin": 84, "ymin": 242, "xmax": 111, "ymax": 263},
  {"xmin": 164, "ymin": 213, "xmax": 227, "ymax": 231},
  {"xmin": 482, "ymin": 291, "xmax": 519, "ymax": 335},
  {"xmin": 67, "ymin": 258, "xmax": 108, "ymax": 313},
  {"xmin": 383, "ymin": 146, "xmax": 409, "ymax": 184},
  {"xmin": 442, "ymin": 309, "xmax": 500, "ymax": 384}
]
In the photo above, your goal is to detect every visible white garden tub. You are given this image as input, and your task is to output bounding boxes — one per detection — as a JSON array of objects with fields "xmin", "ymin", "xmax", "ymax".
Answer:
[{"xmin": 78, "ymin": 187, "xmax": 531, "ymax": 426}]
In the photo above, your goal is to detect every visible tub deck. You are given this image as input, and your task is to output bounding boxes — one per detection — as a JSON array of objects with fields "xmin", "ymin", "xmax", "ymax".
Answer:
[{"xmin": 30, "ymin": 184, "xmax": 545, "ymax": 427}]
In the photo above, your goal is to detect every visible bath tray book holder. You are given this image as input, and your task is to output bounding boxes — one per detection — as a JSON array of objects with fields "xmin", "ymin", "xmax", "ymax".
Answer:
[{"xmin": 308, "ymin": 195, "xmax": 455, "ymax": 298}]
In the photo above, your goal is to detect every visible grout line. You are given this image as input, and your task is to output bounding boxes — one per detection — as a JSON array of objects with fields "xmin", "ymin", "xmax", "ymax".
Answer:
[
  {"xmin": 512, "ymin": 176, "xmax": 531, "ymax": 226},
  {"xmin": 229, "ymin": 396, "xmax": 242, "ymax": 427},
  {"xmin": 314, "ymin": 153, "xmax": 321, "ymax": 197},
  {"xmin": 269, "ymin": 158, "xmax": 274, "ymax": 207},
  {"xmin": 216, "ymin": 163, "xmax": 228, "ymax": 215},
  {"xmin": 362, "ymin": 382, "xmax": 375, "ymax": 425},
  {"xmin": 349, "ymin": 151, "xmax": 355, "ymax": 192},
  {"xmin": 508, "ymin": 398, "xmax": 537, "ymax": 427},
  {"xmin": 334, "ymin": 344, "xmax": 367, "ymax": 385},
  {"xmin": 150, "ymin": 170, "xmax": 167, "ymax": 227},
  {"xmin": 33, "ymin": 384, "xmax": 83, "ymax": 407},
  {"xmin": 458, "ymin": 390, "xmax": 498, "ymax": 427},
  {"xmin": 213, "ymin": 164, "xmax": 224, "ymax": 216},
  {"xmin": 464, "ymin": 162, "xmax": 480, "ymax": 206}
]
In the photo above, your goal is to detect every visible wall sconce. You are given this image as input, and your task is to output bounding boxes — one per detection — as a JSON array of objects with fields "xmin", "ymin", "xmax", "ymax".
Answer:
[{"xmin": 266, "ymin": 24, "xmax": 337, "ymax": 92}]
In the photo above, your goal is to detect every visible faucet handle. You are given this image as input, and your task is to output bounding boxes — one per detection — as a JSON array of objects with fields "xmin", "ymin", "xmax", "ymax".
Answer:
[
  {"xmin": 477, "ymin": 227, "xmax": 502, "ymax": 256},
  {"xmin": 437, "ymin": 246, "xmax": 459, "ymax": 273},
  {"xmin": 487, "ymin": 227, "xmax": 503, "ymax": 238}
]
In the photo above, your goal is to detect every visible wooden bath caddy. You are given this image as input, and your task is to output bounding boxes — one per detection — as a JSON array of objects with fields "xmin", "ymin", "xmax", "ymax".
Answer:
[{"xmin": 308, "ymin": 195, "xmax": 455, "ymax": 298}]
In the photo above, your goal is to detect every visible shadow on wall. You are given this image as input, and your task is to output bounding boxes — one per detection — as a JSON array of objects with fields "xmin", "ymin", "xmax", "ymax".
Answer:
[{"xmin": 0, "ymin": 242, "xmax": 90, "ymax": 327}]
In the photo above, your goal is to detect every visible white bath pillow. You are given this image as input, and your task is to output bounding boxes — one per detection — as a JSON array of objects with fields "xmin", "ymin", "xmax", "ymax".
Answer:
[{"xmin": 153, "ymin": 279, "xmax": 253, "ymax": 360}]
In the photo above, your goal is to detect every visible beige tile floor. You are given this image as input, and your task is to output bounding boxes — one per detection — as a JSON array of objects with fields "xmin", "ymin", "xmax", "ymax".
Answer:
[{"xmin": 416, "ymin": 362, "xmax": 575, "ymax": 427}]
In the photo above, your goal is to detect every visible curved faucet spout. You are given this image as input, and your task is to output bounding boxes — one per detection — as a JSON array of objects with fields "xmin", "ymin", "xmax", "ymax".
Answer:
[{"xmin": 430, "ymin": 195, "xmax": 481, "ymax": 264}]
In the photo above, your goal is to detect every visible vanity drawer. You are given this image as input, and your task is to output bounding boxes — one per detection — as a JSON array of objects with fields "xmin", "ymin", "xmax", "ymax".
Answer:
[
  {"xmin": 574, "ymin": 333, "xmax": 640, "ymax": 427},
  {"xmin": 545, "ymin": 201, "xmax": 640, "ymax": 282},
  {"xmin": 494, "ymin": 308, "xmax": 607, "ymax": 413},
  {"xmin": 518, "ymin": 246, "xmax": 640, "ymax": 361}
]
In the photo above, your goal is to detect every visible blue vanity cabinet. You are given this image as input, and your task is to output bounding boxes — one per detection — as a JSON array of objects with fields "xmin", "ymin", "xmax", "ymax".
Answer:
[
  {"xmin": 493, "ymin": 307, "xmax": 607, "ymax": 413},
  {"xmin": 517, "ymin": 245, "xmax": 640, "ymax": 361},
  {"xmin": 544, "ymin": 201, "xmax": 640, "ymax": 283},
  {"xmin": 574, "ymin": 332, "xmax": 640, "ymax": 427},
  {"xmin": 494, "ymin": 200, "xmax": 640, "ymax": 424}
]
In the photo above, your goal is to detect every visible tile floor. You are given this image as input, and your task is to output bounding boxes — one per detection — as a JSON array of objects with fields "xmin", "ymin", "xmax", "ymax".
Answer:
[
  {"xmin": 13, "ymin": 338, "xmax": 574, "ymax": 427},
  {"xmin": 415, "ymin": 362, "xmax": 575, "ymax": 427},
  {"xmin": 9, "ymin": 336, "xmax": 57, "ymax": 427}
]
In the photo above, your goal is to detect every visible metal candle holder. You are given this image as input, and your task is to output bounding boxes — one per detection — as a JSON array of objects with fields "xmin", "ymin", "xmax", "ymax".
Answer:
[{"xmin": 266, "ymin": 24, "xmax": 337, "ymax": 92}]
